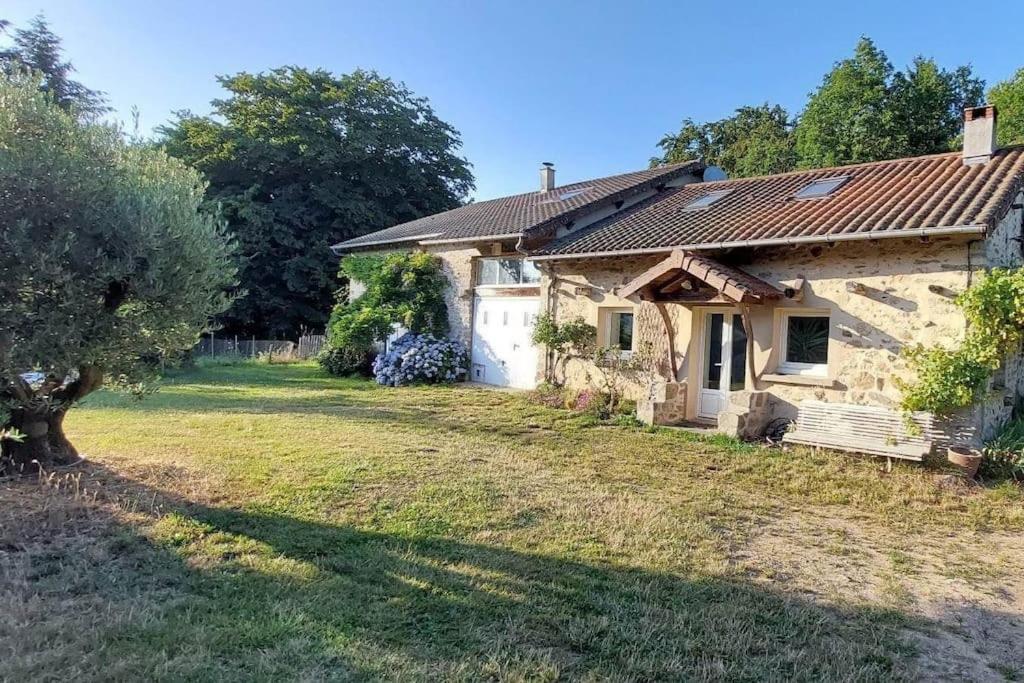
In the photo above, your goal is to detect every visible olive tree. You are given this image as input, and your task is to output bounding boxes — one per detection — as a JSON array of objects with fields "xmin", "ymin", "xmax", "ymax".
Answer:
[{"xmin": 0, "ymin": 74, "xmax": 236, "ymax": 472}]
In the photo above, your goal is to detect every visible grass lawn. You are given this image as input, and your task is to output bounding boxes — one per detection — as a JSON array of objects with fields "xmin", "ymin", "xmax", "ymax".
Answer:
[{"xmin": 2, "ymin": 362, "xmax": 1023, "ymax": 681}]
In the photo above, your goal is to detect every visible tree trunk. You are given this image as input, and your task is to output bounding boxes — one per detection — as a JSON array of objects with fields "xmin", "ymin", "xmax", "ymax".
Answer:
[
  {"xmin": 1, "ymin": 365, "xmax": 102, "ymax": 474},
  {"xmin": 3, "ymin": 407, "xmax": 79, "ymax": 473}
]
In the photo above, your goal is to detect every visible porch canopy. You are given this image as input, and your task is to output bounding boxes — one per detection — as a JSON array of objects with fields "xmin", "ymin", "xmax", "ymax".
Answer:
[
  {"xmin": 619, "ymin": 249, "xmax": 782, "ymax": 304},
  {"xmin": 619, "ymin": 249, "xmax": 782, "ymax": 384}
]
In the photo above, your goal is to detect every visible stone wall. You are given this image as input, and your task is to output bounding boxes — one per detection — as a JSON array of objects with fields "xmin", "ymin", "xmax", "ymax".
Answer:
[
  {"xmin": 542, "ymin": 235, "xmax": 985, "ymax": 437},
  {"xmin": 540, "ymin": 255, "xmax": 691, "ymax": 397},
  {"xmin": 636, "ymin": 380, "xmax": 688, "ymax": 425},
  {"xmin": 423, "ymin": 244, "xmax": 478, "ymax": 347},
  {"xmin": 741, "ymin": 236, "xmax": 976, "ymax": 420},
  {"xmin": 717, "ymin": 390, "xmax": 773, "ymax": 439}
]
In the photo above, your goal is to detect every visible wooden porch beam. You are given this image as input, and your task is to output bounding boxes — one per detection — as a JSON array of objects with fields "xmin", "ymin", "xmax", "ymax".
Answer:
[
  {"xmin": 738, "ymin": 303, "xmax": 759, "ymax": 391},
  {"xmin": 652, "ymin": 299, "xmax": 679, "ymax": 381},
  {"xmin": 618, "ymin": 250, "xmax": 685, "ymax": 299}
]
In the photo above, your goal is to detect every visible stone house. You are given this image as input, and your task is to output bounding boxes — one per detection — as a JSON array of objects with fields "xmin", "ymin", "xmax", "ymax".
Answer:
[{"xmin": 333, "ymin": 106, "xmax": 1024, "ymax": 448}]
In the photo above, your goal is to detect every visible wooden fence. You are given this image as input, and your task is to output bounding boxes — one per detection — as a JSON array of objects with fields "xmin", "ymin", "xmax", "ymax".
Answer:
[
  {"xmin": 297, "ymin": 334, "xmax": 326, "ymax": 358},
  {"xmin": 196, "ymin": 333, "xmax": 326, "ymax": 360}
]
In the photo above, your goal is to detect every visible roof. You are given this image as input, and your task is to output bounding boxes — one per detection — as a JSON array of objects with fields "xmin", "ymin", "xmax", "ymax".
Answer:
[
  {"xmin": 534, "ymin": 146, "xmax": 1024, "ymax": 258},
  {"xmin": 619, "ymin": 249, "xmax": 783, "ymax": 304},
  {"xmin": 332, "ymin": 162, "xmax": 702, "ymax": 251}
]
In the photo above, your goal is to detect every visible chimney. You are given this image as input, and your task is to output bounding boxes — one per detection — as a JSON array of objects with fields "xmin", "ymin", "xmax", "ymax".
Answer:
[
  {"xmin": 540, "ymin": 162, "xmax": 555, "ymax": 192},
  {"xmin": 963, "ymin": 105, "xmax": 998, "ymax": 165}
]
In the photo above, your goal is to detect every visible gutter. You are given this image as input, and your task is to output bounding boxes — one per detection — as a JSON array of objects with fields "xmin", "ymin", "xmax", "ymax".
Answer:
[
  {"xmin": 419, "ymin": 232, "xmax": 522, "ymax": 246},
  {"xmin": 330, "ymin": 232, "xmax": 444, "ymax": 255},
  {"xmin": 527, "ymin": 224, "xmax": 989, "ymax": 261}
]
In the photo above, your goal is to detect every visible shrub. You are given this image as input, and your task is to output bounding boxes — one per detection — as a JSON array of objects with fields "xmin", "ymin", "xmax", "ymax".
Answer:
[
  {"xmin": 318, "ymin": 346, "xmax": 374, "ymax": 377},
  {"xmin": 899, "ymin": 267, "xmax": 1024, "ymax": 415},
  {"xmin": 571, "ymin": 388, "xmax": 608, "ymax": 416},
  {"xmin": 372, "ymin": 334, "xmax": 467, "ymax": 387},
  {"xmin": 616, "ymin": 398, "xmax": 638, "ymax": 416},
  {"xmin": 980, "ymin": 418, "xmax": 1024, "ymax": 482},
  {"xmin": 529, "ymin": 383, "xmax": 566, "ymax": 409},
  {"xmin": 897, "ymin": 345, "xmax": 990, "ymax": 413}
]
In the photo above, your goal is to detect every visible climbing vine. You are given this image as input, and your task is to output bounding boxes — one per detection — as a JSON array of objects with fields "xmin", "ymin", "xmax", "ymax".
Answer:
[
  {"xmin": 320, "ymin": 252, "xmax": 450, "ymax": 375},
  {"xmin": 898, "ymin": 267, "xmax": 1024, "ymax": 414}
]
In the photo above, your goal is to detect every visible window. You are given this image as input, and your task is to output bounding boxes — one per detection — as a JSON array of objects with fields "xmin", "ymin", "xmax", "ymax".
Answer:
[
  {"xmin": 793, "ymin": 177, "xmax": 848, "ymax": 200},
  {"xmin": 477, "ymin": 258, "xmax": 541, "ymax": 286},
  {"xmin": 778, "ymin": 312, "xmax": 830, "ymax": 376},
  {"xmin": 522, "ymin": 259, "xmax": 541, "ymax": 283},
  {"xmin": 601, "ymin": 308, "xmax": 635, "ymax": 355},
  {"xmin": 683, "ymin": 189, "xmax": 731, "ymax": 210}
]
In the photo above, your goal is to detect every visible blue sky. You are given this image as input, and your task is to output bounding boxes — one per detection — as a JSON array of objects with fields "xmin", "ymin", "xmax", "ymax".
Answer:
[{"xmin": 5, "ymin": 0, "xmax": 1023, "ymax": 200}]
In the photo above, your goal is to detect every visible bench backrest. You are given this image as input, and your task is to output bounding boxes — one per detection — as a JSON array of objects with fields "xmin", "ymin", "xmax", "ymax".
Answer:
[{"xmin": 792, "ymin": 400, "xmax": 935, "ymax": 448}]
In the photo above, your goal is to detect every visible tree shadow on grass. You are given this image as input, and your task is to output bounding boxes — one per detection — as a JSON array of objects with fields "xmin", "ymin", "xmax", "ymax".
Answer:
[{"xmin": 5, "ymin": 461, "xmax": 940, "ymax": 682}]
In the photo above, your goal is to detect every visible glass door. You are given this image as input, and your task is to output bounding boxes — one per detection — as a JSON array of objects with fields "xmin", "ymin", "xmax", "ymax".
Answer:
[{"xmin": 697, "ymin": 311, "xmax": 747, "ymax": 419}]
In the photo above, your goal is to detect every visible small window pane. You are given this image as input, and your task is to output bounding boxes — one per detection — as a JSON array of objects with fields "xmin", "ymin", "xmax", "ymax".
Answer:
[
  {"xmin": 683, "ymin": 189, "xmax": 731, "ymax": 210},
  {"xmin": 498, "ymin": 259, "xmax": 521, "ymax": 285},
  {"xmin": 704, "ymin": 313, "xmax": 724, "ymax": 387},
  {"xmin": 786, "ymin": 316, "xmax": 829, "ymax": 364},
  {"xmin": 730, "ymin": 315, "xmax": 747, "ymax": 391},
  {"xmin": 479, "ymin": 259, "xmax": 498, "ymax": 285},
  {"xmin": 612, "ymin": 312, "xmax": 634, "ymax": 351},
  {"xmin": 794, "ymin": 177, "xmax": 848, "ymax": 199},
  {"xmin": 521, "ymin": 260, "xmax": 541, "ymax": 284}
]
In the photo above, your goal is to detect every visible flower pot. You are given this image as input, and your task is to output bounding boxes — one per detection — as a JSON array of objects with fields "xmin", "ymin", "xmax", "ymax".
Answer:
[{"xmin": 947, "ymin": 446, "xmax": 982, "ymax": 478}]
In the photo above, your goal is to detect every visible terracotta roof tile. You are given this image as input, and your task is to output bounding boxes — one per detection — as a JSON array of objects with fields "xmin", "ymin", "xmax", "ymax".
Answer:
[
  {"xmin": 332, "ymin": 162, "xmax": 702, "ymax": 251},
  {"xmin": 534, "ymin": 147, "xmax": 1024, "ymax": 257}
]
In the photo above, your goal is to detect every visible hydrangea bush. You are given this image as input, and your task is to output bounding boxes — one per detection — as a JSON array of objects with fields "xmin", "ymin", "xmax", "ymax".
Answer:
[{"xmin": 372, "ymin": 334, "xmax": 468, "ymax": 386}]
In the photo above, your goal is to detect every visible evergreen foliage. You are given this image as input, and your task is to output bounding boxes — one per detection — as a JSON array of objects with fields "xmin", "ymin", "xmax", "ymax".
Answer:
[
  {"xmin": 0, "ymin": 73, "xmax": 236, "ymax": 471},
  {"xmin": 0, "ymin": 15, "xmax": 107, "ymax": 117},
  {"xmin": 160, "ymin": 68, "xmax": 473, "ymax": 337}
]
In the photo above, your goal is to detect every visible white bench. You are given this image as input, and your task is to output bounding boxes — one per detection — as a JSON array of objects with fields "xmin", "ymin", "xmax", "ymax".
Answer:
[{"xmin": 782, "ymin": 401, "xmax": 935, "ymax": 461}]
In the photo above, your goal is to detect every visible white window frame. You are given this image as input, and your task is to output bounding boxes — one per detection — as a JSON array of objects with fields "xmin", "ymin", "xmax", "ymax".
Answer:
[
  {"xmin": 777, "ymin": 309, "xmax": 831, "ymax": 377},
  {"xmin": 601, "ymin": 307, "xmax": 636, "ymax": 358},
  {"xmin": 476, "ymin": 257, "xmax": 541, "ymax": 288}
]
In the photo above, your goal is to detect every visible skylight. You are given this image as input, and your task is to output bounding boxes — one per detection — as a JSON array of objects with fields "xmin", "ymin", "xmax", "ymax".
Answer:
[
  {"xmin": 538, "ymin": 187, "xmax": 592, "ymax": 204},
  {"xmin": 682, "ymin": 189, "xmax": 731, "ymax": 210},
  {"xmin": 794, "ymin": 176, "xmax": 849, "ymax": 200},
  {"xmin": 558, "ymin": 188, "xmax": 589, "ymax": 201}
]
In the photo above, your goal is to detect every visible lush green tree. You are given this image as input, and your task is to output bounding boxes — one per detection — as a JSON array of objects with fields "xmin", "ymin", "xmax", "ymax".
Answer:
[
  {"xmin": 889, "ymin": 59, "xmax": 983, "ymax": 155},
  {"xmin": 0, "ymin": 74, "xmax": 236, "ymax": 472},
  {"xmin": 0, "ymin": 14, "xmax": 108, "ymax": 117},
  {"xmin": 160, "ymin": 68, "xmax": 473, "ymax": 338},
  {"xmin": 654, "ymin": 104, "xmax": 796, "ymax": 177},
  {"xmin": 989, "ymin": 68, "xmax": 1024, "ymax": 146},
  {"xmin": 795, "ymin": 38, "xmax": 984, "ymax": 167},
  {"xmin": 794, "ymin": 37, "xmax": 901, "ymax": 167}
]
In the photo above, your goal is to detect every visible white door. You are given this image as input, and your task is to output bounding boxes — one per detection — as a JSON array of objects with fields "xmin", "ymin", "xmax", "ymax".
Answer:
[
  {"xmin": 471, "ymin": 296, "xmax": 540, "ymax": 389},
  {"xmin": 697, "ymin": 311, "xmax": 748, "ymax": 419}
]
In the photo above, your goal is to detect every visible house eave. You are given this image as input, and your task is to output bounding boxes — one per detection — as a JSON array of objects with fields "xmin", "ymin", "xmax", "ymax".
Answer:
[
  {"xmin": 330, "ymin": 232, "xmax": 445, "ymax": 255},
  {"xmin": 418, "ymin": 233, "xmax": 523, "ymax": 246},
  {"xmin": 527, "ymin": 224, "xmax": 989, "ymax": 262}
]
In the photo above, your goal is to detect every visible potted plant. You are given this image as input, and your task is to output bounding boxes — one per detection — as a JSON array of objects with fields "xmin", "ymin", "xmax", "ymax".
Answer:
[{"xmin": 947, "ymin": 445, "xmax": 982, "ymax": 478}]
